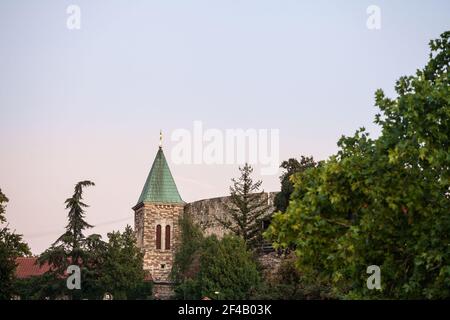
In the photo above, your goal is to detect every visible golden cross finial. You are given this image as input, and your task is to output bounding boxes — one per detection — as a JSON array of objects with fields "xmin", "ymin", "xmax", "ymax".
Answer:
[{"xmin": 159, "ymin": 130, "xmax": 163, "ymax": 148}]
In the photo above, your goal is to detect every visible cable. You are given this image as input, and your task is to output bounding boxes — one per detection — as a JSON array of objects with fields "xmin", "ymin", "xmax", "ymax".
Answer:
[{"xmin": 23, "ymin": 215, "xmax": 133, "ymax": 239}]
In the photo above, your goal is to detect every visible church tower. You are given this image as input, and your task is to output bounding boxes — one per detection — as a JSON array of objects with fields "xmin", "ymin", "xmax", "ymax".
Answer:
[{"xmin": 133, "ymin": 134, "xmax": 184, "ymax": 297}]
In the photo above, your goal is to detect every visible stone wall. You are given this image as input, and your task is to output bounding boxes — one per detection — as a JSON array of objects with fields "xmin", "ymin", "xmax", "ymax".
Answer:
[
  {"xmin": 184, "ymin": 192, "xmax": 277, "ymax": 238},
  {"xmin": 257, "ymin": 251, "xmax": 284, "ymax": 280},
  {"xmin": 184, "ymin": 192, "xmax": 284, "ymax": 283},
  {"xmin": 134, "ymin": 192, "xmax": 279, "ymax": 299},
  {"xmin": 153, "ymin": 282, "xmax": 175, "ymax": 300},
  {"xmin": 135, "ymin": 203, "xmax": 184, "ymax": 282}
]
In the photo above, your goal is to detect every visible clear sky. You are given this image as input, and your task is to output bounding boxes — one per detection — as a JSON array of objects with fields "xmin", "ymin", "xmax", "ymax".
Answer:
[{"xmin": 1, "ymin": 0, "xmax": 449, "ymax": 254}]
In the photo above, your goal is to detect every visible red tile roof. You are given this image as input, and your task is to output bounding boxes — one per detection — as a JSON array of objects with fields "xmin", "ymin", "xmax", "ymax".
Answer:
[
  {"xmin": 15, "ymin": 257, "xmax": 50, "ymax": 279},
  {"xmin": 15, "ymin": 257, "xmax": 153, "ymax": 282}
]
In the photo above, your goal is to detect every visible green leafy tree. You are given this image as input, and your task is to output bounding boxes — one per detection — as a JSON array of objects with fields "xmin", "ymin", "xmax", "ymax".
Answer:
[
  {"xmin": 194, "ymin": 235, "xmax": 260, "ymax": 300},
  {"xmin": 173, "ymin": 218, "xmax": 260, "ymax": 300},
  {"xmin": 171, "ymin": 215, "xmax": 204, "ymax": 283},
  {"xmin": 97, "ymin": 225, "xmax": 150, "ymax": 300},
  {"xmin": 189, "ymin": 235, "xmax": 260, "ymax": 300},
  {"xmin": 216, "ymin": 163, "xmax": 271, "ymax": 248},
  {"xmin": 17, "ymin": 226, "xmax": 150, "ymax": 300},
  {"xmin": 0, "ymin": 189, "xmax": 8, "ymax": 223},
  {"xmin": 13, "ymin": 273, "xmax": 60, "ymax": 300},
  {"xmin": 0, "ymin": 188, "xmax": 31, "ymax": 300},
  {"xmin": 37, "ymin": 182, "xmax": 151, "ymax": 299},
  {"xmin": 274, "ymin": 157, "xmax": 318, "ymax": 213},
  {"xmin": 80, "ymin": 233, "xmax": 108, "ymax": 299},
  {"xmin": 266, "ymin": 31, "xmax": 450, "ymax": 299}
]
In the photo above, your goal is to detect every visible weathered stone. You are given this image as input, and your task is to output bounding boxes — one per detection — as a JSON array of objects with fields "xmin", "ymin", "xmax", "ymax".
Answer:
[
  {"xmin": 257, "ymin": 251, "xmax": 284, "ymax": 279},
  {"xmin": 134, "ymin": 193, "xmax": 277, "ymax": 282},
  {"xmin": 184, "ymin": 192, "xmax": 277, "ymax": 239},
  {"xmin": 134, "ymin": 202, "xmax": 184, "ymax": 283},
  {"xmin": 153, "ymin": 281, "xmax": 175, "ymax": 300}
]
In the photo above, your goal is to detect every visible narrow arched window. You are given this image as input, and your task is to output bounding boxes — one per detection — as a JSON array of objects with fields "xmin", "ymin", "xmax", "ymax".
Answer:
[
  {"xmin": 165, "ymin": 225, "xmax": 171, "ymax": 250},
  {"xmin": 156, "ymin": 225, "xmax": 161, "ymax": 249}
]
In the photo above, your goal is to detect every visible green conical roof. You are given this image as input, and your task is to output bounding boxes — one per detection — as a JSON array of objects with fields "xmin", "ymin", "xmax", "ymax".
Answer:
[{"xmin": 136, "ymin": 147, "xmax": 183, "ymax": 205}]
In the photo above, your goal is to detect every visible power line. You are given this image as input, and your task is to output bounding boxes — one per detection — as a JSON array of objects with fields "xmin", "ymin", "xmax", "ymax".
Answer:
[{"xmin": 23, "ymin": 216, "xmax": 133, "ymax": 239}]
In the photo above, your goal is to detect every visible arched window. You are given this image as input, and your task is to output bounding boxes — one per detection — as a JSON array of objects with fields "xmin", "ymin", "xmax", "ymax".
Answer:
[
  {"xmin": 156, "ymin": 225, "xmax": 161, "ymax": 249},
  {"xmin": 165, "ymin": 225, "xmax": 171, "ymax": 250}
]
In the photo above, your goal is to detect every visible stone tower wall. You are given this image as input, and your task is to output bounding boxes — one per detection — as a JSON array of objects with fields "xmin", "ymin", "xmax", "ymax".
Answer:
[{"xmin": 135, "ymin": 203, "xmax": 184, "ymax": 282}]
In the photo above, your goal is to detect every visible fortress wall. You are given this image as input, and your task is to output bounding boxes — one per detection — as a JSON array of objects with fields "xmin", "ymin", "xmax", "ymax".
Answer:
[
  {"xmin": 184, "ymin": 196, "xmax": 230, "ymax": 238},
  {"xmin": 184, "ymin": 192, "xmax": 278, "ymax": 238},
  {"xmin": 183, "ymin": 192, "xmax": 283, "ymax": 279}
]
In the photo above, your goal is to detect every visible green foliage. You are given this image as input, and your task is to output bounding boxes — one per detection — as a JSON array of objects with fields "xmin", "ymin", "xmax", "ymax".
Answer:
[
  {"xmin": 97, "ymin": 226, "xmax": 150, "ymax": 300},
  {"xmin": 171, "ymin": 215, "xmax": 204, "ymax": 282},
  {"xmin": 13, "ymin": 273, "xmax": 62, "ymax": 300},
  {"xmin": 194, "ymin": 235, "xmax": 260, "ymax": 299},
  {"xmin": 38, "ymin": 180, "xmax": 97, "ymax": 299},
  {"xmin": 126, "ymin": 281, "xmax": 153, "ymax": 300},
  {"xmin": 274, "ymin": 157, "xmax": 318, "ymax": 213},
  {"xmin": 0, "ymin": 188, "xmax": 31, "ymax": 300},
  {"xmin": 36, "ymin": 181, "xmax": 150, "ymax": 299},
  {"xmin": 173, "ymin": 218, "xmax": 260, "ymax": 300},
  {"xmin": 0, "ymin": 188, "xmax": 9, "ymax": 223},
  {"xmin": 216, "ymin": 163, "xmax": 271, "ymax": 248},
  {"xmin": 20, "ymin": 226, "xmax": 150, "ymax": 300},
  {"xmin": 266, "ymin": 31, "xmax": 450, "ymax": 299}
]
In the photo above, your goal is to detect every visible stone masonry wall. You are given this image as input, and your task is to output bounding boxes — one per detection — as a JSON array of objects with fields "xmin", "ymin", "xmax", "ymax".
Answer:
[
  {"xmin": 257, "ymin": 251, "xmax": 284, "ymax": 280},
  {"xmin": 135, "ymin": 203, "xmax": 184, "ymax": 282},
  {"xmin": 184, "ymin": 192, "xmax": 283, "ymax": 282},
  {"xmin": 184, "ymin": 192, "xmax": 277, "ymax": 239},
  {"xmin": 134, "ymin": 192, "xmax": 279, "ymax": 298}
]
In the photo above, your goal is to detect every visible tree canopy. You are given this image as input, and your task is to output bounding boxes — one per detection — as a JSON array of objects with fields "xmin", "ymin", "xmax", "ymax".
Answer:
[
  {"xmin": 0, "ymin": 188, "xmax": 30, "ymax": 300},
  {"xmin": 36, "ymin": 181, "xmax": 150, "ymax": 299},
  {"xmin": 274, "ymin": 156, "xmax": 318, "ymax": 213},
  {"xmin": 97, "ymin": 226, "xmax": 150, "ymax": 300},
  {"xmin": 38, "ymin": 180, "xmax": 97, "ymax": 299},
  {"xmin": 173, "ymin": 216, "xmax": 260, "ymax": 300},
  {"xmin": 266, "ymin": 31, "xmax": 450, "ymax": 299}
]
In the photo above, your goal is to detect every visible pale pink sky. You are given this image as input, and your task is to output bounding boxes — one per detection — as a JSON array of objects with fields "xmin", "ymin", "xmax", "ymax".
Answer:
[{"xmin": 1, "ymin": 1, "xmax": 449, "ymax": 254}]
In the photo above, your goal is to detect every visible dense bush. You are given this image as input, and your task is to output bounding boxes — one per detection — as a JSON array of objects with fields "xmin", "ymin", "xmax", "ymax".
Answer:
[{"xmin": 173, "ymin": 216, "xmax": 260, "ymax": 300}]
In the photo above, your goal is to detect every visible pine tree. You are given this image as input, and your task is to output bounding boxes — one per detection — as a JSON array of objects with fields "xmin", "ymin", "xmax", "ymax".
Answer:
[
  {"xmin": 59, "ymin": 180, "xmax": 95, "ymax": 264},
  {"xmin": 38, "ymin": 180, "xmax": 98, "ymax": 299},
  {"xmin": 216, "ymin": 163, "xmax": 271, "ymax": 248}
]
